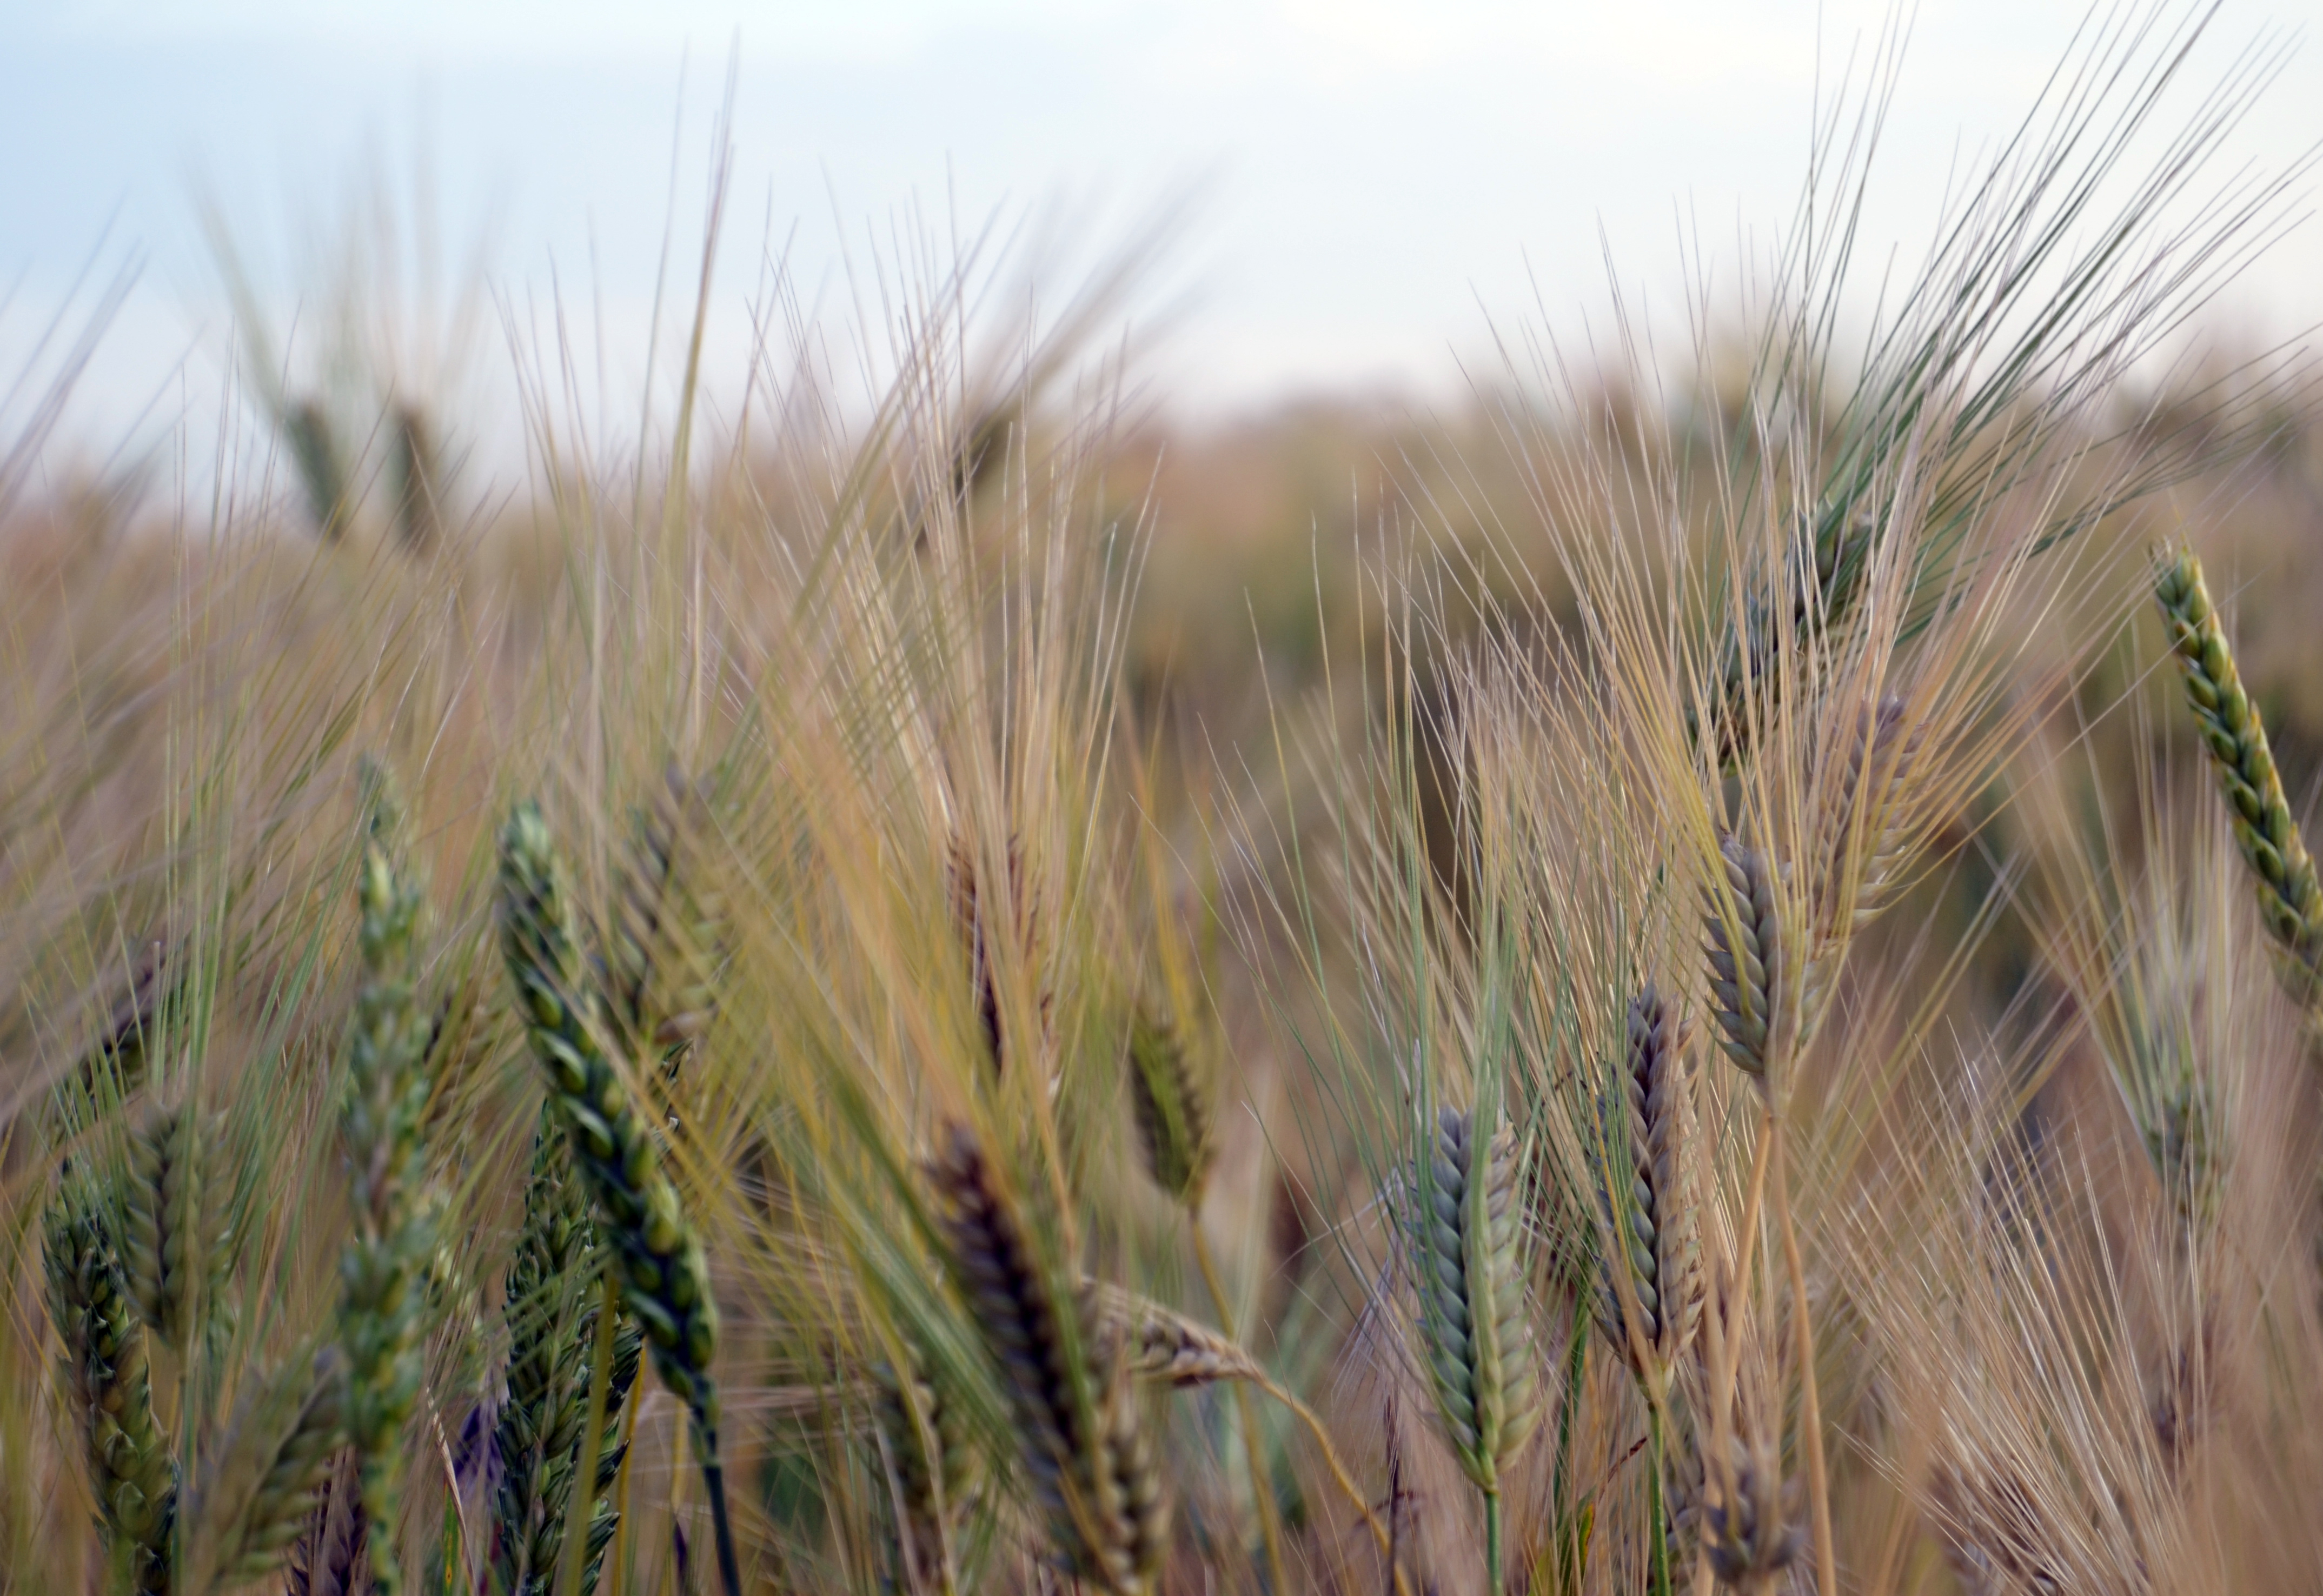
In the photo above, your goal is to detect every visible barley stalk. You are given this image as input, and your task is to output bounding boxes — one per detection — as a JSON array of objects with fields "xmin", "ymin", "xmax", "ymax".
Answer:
[
  {"xmin": 42, "ymin": 1174, "xmax": 176, "ymax": 1595},
  {"xmin": 496, "ymin": 799, "xmax": 738, "ymax": 1596},
  {"xmin": 2154, "ymin": 549, "xmax": 2323, "ymax": 999},
  {"xmin": 926, "ymin": 1123, "xmax": 1166, "ymax": 1594}
]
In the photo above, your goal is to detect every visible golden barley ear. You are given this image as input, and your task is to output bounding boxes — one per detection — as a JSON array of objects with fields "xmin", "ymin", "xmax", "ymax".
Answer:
[
  {"xmin": 42, "ymin": 1169, "xmax": 177, "ymax": 1595},
  {"xmin": 1405, "ymin": 1105, "xmax": 1542, "ymax": 1497},
  {"xmin": 184, "ymin": 1348, "xmax": 349, "ymax": 1593},
  {"xmin": 2155, "ymin": 549, "xmax": 2323, "ymax": 1001},
  {"xmin": 1124, "ymin": 1008, "xmax": 1212, "ymax": 1205},
  {"xmin": 926, "ymin": 1123, "xmax": 1166, "ymax": 1594},
  {"xmin": 1927, "ymin": 1462, "xmax": 2068, "ymax": 1596},
  {"xmin": 605, "ymin": 761, "xmax": 727, "ymax": 1072},
  {"xmin": 947, "ymin": 832, "xmax": 1050, "ymax": 1079},
  {"xmin": 1822, "ymin": 693, "xmax": 1926, "ymax": 936}
]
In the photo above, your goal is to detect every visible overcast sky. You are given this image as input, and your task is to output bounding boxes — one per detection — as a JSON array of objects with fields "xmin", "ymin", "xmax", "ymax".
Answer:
[{"xmin": 5, "ymin": 0, "xmax": 2321, "ymax": 463}]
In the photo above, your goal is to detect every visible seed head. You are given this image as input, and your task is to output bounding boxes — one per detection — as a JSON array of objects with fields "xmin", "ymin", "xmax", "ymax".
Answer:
[
  {"xmin": 1403, "ymin": 1106, "xmax": 1540, "ymax": 1495},
  {"xmin": 1703, "ymin": 838, "xmax": 1786, "ymax": 1081},
  {"xmin": 926, "ymin": 1123, "xmax": 1165, "ymax": 1593},
  {"xmin": 1590, "ymin": 986, "xmax": 1702, "ymax": 1391},
  {"xmin": 2155, "ymin": 550, "xmax": 2323, "ymax": 996},
  {"xmin": 1124, "ymin": 1009, "xmax": 1212, "ymax": 1205}
]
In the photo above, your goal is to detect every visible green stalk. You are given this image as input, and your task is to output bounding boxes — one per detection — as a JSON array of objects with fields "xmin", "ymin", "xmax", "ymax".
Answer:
[
  {"xmin": 1647, "ymin": 1402, "xmax": 1673, "ymax": 1596},
  {"xmin": 1773, "ymin": 1126, "xmax": 1836, "ymax": 1596},
  {"xmin": 1484, "ymin": 1486, "xmax": 1503, "ymax": 1596},
  {"xmin": 1551, "ymin": 1292, "xmax": 1590, "ymax": 1596},
  {"xmin": 1189, "ymin": 1223, "xmax": 1289, "ymax": 1595},
  {"xmin": 555, "ymin": 1271, "xmax": 619, "ymax": 1596}
]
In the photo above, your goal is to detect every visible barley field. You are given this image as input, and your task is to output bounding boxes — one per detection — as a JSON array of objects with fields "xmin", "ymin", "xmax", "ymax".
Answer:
[{"xmin": 8, "ymin": 6, "xmax": 2323, "ymax": 1594}]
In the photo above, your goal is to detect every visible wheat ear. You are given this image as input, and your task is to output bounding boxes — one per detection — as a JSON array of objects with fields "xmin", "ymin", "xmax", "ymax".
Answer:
[
  {"xmin": 185, "ymin": 1349, "xmax": 347, "ymax": 1593},
  {"xmin": 496, "ymin": 799, "xmax": 738, "ymax": 1596},
  {"xmin": 1405, "ymin": 1105, "xmax": 1539, "ymax": 1590},
  {"xmin": 2155, "ymin": 549, "xmax": 2323, "ymax": 996},
  {"xmin": 42, "ymin": 1173, "xmax": 176, "ymax": 1594},
  {"xmin": 333, "ymin": 769, "xmax": 441, "ymax": 1596},
  {"xmin": 927, "ymin": 1123, "xmax": 1166, "ymax": 1594},
  {"xmin": 489, "ymin": 1108, "xmax": 642, "ymax": 1596}
]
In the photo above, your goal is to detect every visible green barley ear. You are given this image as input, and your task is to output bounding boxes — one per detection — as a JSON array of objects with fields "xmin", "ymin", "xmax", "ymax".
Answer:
[
  {"xmin": 120, "ymin": 1101, "xmax": 205, "ymax": 1353},
  {"xmin": 42, "ymin": 1171, "xmax": 177, "ymax": 1594},
  {"xmin": 926, "ymin": 1123, "xmax": 1166, "ymax": 1594},
  {"xmin": 1589, "ymin": 987, "xmax": 1702, "ymax": 1395},
  {"xmin": 1703, "ymin": 838, "xmax": 1786, "ymax": 1082},
  {"xmin": 185, "ymin": 1348, "xmax": 348, "ymax": 1593},
  {"xmin": 282, "ymin": 1452, "xmax": 369, "ymax": 1596},
  {"xmin": 496, "ymin": 798, "xmax": 738, "ymax": 1596},
  {"xmin": 1404, "ymin": 1106, "xmax": 1541, "ymax": 1498},
  {"xmin": 284, "ymin": 396, "xmax": 349, "ymax": 541},
  {"xmin": 1124, "ymin": 1009, "xmax": 1212, "ymax": 1205},
  {"xmin": 334, "ymin": 760, "xmax": 441, "ymax": 1595},
  {"xmin": 2154, "ymin": 549, "xmax": 2323, "ymax": 999},
  {"xmin": 489, "ymin": 1107, "xmax": 642, "ymax": 1596}
]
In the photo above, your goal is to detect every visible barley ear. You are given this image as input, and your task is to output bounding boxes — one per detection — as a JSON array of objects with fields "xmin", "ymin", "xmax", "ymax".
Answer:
[
  {"xmin": 872, "ymin": 1334, "xmax": 978, "ymax": 1594},
  {"xmin": 489, "ymin": 1107, "xmax": 641, "ymax": 1596},
  {"xmin": 1125, "ymin": 1009, "xmax": 1212, "ymax": 1205},
  {"xmin": 185, "ymin": 1348, "xmax": 348, "ymax": 1593},
  {"xmin": 926, "ymin": 1123, "xmax": 1166, "ymax": 1594},
  {"xmin": 1703, "ymin": 837, "xmax": 1785, "ymax": 1082},
  {"xmin": 333, "ymin": 763, "xmax": 441, "ymax": 1595},
  {"xmin": 120, "ymin": 1101, "xmax": 203, "ymax": 1353},
  {"xmin": 496, "ymin": 799, "xmax": 736, "ymax": 1596},
  {"xmin": 605, "ymin": 761, "xmax": 726, "ymax": 1071},
  {"xmin": 1406, "ymin": 1106, "xmax": 1541, "ymax": 1497},
  {"xmin": 2154, "ymin": 549, "xmax": 2323, "ymax": 999},
  {"xmin": 282, "ymin": 1449, "xmax": 369, "ymax": 1596},
  {"xmin": 42, "ymin": 1172, "xmax": 177, "ymax": 1594},
  {"xmin": 1590, "ymin": 986, "xmax": 1702, "ymax": 1393}
]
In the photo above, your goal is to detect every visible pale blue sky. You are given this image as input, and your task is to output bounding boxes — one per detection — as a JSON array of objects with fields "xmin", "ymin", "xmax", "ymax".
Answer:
[{"xmin": 5, "ymin": 0, "xmax": 2321, "ymax": 461}]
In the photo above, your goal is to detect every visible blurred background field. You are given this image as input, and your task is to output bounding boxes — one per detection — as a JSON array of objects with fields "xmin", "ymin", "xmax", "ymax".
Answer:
[{"xmin": 10, "ymin": 3, "xmax": 2323, "ymax": 1594}]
